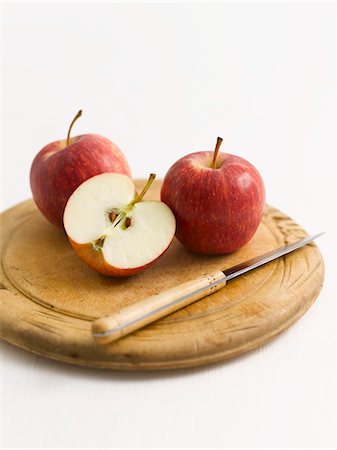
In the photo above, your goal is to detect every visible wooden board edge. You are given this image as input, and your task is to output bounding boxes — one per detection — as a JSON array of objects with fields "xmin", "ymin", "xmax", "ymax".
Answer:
[{"xmin": 0, "ymin": 267, "xmax": 324, "ymax": 371}]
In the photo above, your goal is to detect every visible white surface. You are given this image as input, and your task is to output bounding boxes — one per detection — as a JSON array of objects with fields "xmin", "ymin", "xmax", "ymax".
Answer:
[{"xmin": 1, "ymin": 2, "xmax": 336, "ymax": 449}]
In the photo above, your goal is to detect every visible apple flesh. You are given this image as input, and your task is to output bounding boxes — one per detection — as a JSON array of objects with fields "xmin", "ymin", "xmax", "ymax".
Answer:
[
  {"xmin": 63, "ymin": 173, "xmax": 176, "ymax": 277},
  {"xmin": 30, "ymin": 110, "xmax": 131, "ymax": 228},
  {"xmin": 161, "ymin": 138, "xmax": 265, "ymax": 254}
]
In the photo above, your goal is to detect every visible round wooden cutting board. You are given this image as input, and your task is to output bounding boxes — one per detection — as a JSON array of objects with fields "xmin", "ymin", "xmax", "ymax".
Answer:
[{"xmin": 0, "ymin": 180, "xmax": 324, "ymax": 370}]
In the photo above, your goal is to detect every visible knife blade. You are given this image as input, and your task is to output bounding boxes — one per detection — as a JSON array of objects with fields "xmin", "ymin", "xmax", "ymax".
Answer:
[
  {"xmin": 92, "ymin": 233, "xmax": 324, "ymax": 345},
  {"xmin": 224, "ymin": 232, "xmax": 324, "ymax": 281}
]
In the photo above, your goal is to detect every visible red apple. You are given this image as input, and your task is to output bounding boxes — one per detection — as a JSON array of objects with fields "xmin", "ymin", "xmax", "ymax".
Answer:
[
  {"xmin": 30, "ymin": 110, "xmax": 131, "ymax": 228},
  {"xmin": 63, "ymin": 173, "xmax": 176, "ymax": 277},
  {"xmin": 161, "ymin": 137, "xmax": 265, "ymax": 254}
]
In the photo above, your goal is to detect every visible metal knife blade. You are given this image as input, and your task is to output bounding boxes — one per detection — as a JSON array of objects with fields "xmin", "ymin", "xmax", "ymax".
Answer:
[{"xmin": 224, "ymin": 232, "xmax": 324, "ymax": 281}]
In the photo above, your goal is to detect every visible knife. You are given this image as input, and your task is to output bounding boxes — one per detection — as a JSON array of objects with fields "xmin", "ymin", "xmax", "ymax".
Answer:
[{"xmin": 92, "ymin": 233, "xmax": 324, "ymax": 345}]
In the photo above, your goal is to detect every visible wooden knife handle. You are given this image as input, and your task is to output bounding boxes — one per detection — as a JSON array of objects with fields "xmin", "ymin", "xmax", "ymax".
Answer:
[{"xmin": 92, "ymin": 270, "xmax": 227, "ymax": 345}]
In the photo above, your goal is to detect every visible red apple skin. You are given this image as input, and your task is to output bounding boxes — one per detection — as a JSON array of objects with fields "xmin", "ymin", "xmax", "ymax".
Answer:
[
  {"xmin": 161, "ymin": 151, "xmax": 265, "ymax": 254},
  {"xmin": 30, "ymin": 134, "xmax": 131, "ymax": 228},
  {"xmin": 69, "ymin": 237, "xmax": 174, "ymax": 277}
]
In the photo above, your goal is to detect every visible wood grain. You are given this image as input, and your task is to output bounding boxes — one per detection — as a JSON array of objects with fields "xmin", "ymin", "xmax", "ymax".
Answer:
[{"xmin": 0, "ymin": 180, "xmax": 324, "ymax": 370}]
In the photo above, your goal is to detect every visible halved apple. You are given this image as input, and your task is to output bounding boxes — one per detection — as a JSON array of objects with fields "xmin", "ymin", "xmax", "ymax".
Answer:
[{"xmin": 63, "ymin": 173, "xmax": 176, "ymax": 277}]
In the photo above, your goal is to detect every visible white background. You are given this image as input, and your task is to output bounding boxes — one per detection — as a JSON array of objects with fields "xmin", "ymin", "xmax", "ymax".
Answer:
[{"xmin": 1, "ymin": 2, "xmax": 336, "ymax": 449}]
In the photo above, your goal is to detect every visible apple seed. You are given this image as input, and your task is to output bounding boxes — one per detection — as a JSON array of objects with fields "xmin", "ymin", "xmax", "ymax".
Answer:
[
  {"xmin": 93, "ymin": 235, "xmax": 106, "ymax": 251},
  {"xmin": 109, "ymin": 211, "xmax": 117, "ymax": 223}
]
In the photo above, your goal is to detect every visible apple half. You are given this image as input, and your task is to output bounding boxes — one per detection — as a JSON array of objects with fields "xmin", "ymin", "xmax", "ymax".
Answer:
[{"xmin": 63, "ymin": 173, "xmax": 176, "ymax": 277}]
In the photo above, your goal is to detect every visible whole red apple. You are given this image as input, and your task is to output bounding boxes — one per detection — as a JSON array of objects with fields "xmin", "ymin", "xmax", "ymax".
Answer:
[
  {"xmin": 30, "ymin": 110, "xmax": 131, "ymax": 228},
  {"xmin": 161, "ymin": 137, "xmax": 265, "ymax": 254}
]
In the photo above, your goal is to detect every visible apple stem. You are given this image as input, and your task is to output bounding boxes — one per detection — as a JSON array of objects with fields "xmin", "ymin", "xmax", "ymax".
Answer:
[
  {"xmin": 130, "ymin": 173, "xmax": 156, "ymax": 206},
  {"xmin": 211, "ymin": 137, "xmax": 223, "ymax": 169},
  {"xmin": 67, "ymin": 110, "xmax": 82, "ymax": 146}
]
